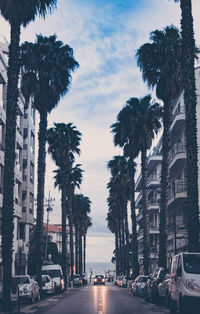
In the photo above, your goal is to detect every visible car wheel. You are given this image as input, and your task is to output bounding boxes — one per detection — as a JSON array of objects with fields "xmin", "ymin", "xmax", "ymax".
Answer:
[
  {"xmin": 135, "ymin": 288, "xmax": 138, "ymax": 297},
  {"xmin": 30, "ymin": 292, "xmax": 35, "ymax": 304}
]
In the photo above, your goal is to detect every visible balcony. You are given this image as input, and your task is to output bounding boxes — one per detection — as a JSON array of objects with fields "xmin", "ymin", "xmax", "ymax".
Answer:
[
  {"xmin": 147, "ymin": 174, "xmax": 160, "ymax": 187},
  {"xmin": 135, "ymin": 191, "xmax": 142, "ymax": 206},
  {"xmin": 0, "ymin": 105, "xmax": 6, "ymax": 124},
  {"xmin": 169, "ymin": 143, "xmax": 186, "ymax": 172},
  {"xmin": 168, "ymin": 180, "xmax": 187, "ymax": 206},
  {"xmin": 148, "ymin": 198, "xmax": 160, "ymax": 210},
  {"xmin": 170, "ymin": 105, "xmax": 185, "ymax": 135},
  {"xmin": 136, "ymin": 208, "xmax": 143, "ymax": 222},
  {"xmin": 16, "ymin": 128, "xmax": 23, "ymax": 148},
  {"xmin": 0, "ymin": 148, "xmax": 4, "ymax": 166},
  {"xmin": 135, "ymin": 172, "xmax": 142, "ymax": 192},
  {"xmin": 15, "ymin": 164, "xmax": 22, "ymax": 182}
]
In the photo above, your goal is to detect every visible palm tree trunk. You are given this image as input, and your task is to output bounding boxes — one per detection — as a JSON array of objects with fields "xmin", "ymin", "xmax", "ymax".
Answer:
[
  {"xmin": 79, "ymin": 231, "xmax": 82, "ymax": 275},
  {"xmin": 128, "ymin": 157, "xmax": 139, "ymax": 279},
  {"xmin": 159, "ymin": 100, "xmax": 171, "ymax": 268},
  {"xmin": 83, "ymin": 234, "xmax": 86, "ymax": 273},
  {"xmin": 121, "ymin": 212, "xmax": 126, "ymax": 275},
  {"xmin": 179, "ymin": 0, "xmax": 200, "ymax": 251},
  {"xmin": 115, "ymin": 230, "xmax": 120, "ymax": 276},
  {"xmin": 2, "ymin": 20, "xmax": 21, "ymax": 312},
  {"xmin": 141, "ymin": 149, "xmax": 149, "ymax": 275},
  {"xmin": 61, "ymin": 183, "xmax": 67, "ymax": 290},
  {"xmin": 35, "ymin": 110, "xmax": 48, "ymax": 290},
  {"xmin": 124, "ymin": 202, "xmax": 130, "ymax": 277},
  {"xmin": 68, "ymin": 192, "xmax": 74, "ymax": 281},
  {"xmin": 118, "ymin": 217, "xmax": 122, "ymax": 275},
  {"xmin": 75, "ymin": 224, "xmax": 79, "ymax": 274}
]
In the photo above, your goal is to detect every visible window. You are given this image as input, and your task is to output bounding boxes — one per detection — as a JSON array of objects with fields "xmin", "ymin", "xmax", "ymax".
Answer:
[
  {"xmin": 19, "ymin": 223, "xmax": 25, "ymax": 241},
  {"xmin": 30, "ymin": 162, "xmax": 34, "ymax": 183},
  {"xmin": 23, "ymin": 128, "xmax": 28, "ymax": 139}
]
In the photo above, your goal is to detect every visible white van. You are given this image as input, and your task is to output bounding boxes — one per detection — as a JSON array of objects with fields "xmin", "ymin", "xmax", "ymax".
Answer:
[
  {"xmin": 170, "ymin": 252, "xmax": 200, "ymax": 314},
  {"xmin": 42, "ymin": 265, "xmax": 64, "ymax": 293}
]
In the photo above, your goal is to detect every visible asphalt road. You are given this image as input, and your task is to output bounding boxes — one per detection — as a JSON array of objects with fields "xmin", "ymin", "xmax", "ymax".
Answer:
[{"xmin": 21, "ymin": 283, "xmax": 169, "ymax": 314}]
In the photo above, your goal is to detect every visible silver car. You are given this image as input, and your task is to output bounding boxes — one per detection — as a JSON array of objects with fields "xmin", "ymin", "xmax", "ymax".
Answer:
[
  {"xmin": 13, "ymin": 275, "xmax": 40, "ymax": 303},
  {"xmin": 42, "ymin": 275, "xmax": 55, "ymax": 295}
]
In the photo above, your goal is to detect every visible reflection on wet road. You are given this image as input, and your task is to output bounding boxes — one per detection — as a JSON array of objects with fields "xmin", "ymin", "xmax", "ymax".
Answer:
[{"xmin": 93, "ymin": 285, "xmax": 107, "ymax": 313}]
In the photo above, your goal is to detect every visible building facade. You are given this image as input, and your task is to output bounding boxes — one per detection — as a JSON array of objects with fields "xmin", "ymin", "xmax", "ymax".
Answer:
[
  {"xmin": 0, "ymin": 42, "xmax": 36, "ymax": 275},
  {"xmin": 135, "ymin": 67, "xmax": 200, "ymax": 273}
]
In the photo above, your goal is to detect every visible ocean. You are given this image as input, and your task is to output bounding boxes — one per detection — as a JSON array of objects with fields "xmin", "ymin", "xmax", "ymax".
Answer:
[{"xmin": 86, "ymin": 262, "xmax": 115, "ymax": 277}]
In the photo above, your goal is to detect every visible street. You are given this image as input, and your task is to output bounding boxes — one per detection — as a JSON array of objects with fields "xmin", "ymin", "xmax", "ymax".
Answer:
[{"xmin": 21, "ymin": 283, "xmax": 169, "ymax": 314}]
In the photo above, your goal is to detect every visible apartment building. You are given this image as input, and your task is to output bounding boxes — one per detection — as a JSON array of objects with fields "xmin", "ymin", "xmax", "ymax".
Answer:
[
  {"xmin": 135, "ymin": 139, "xmax": 162, "ymax": 273},
  {"xmin": 135, "ymin": 67, "xmax": 200, "ymax": 272},
  {"xmin": 0, "ymin": 42, "xmax": 36, "ymax": 275}
]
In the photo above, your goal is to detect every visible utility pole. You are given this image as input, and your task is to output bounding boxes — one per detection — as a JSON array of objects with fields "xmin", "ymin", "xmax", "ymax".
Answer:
[{"xmin": 44, "ymin": 191, "xmax": 55, "ymax": 261}]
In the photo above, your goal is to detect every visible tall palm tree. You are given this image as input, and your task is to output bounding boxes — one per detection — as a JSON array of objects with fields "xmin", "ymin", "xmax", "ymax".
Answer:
[
  {"xmin": 112, "ymin": 96, "xmax": 162, "ymax": 275},
  {"xmin": 21, "ymin": 38, "xmax": 79, "ymax": 289},
  {"xmin": 82, "ymin": 216, "xmax": 92, "ymax": 274},
  {"xmin": 111, "ymin": 109, "xmax": 139, "ymax": 279},
  {"xmin": 72, "ymin": 194, "xmax": 91, "ymax": 275},
  {"xmin": 136, "ymin": 26, "xmax": 183, "ymax": 267},
  {"xmin": 0, "ymin": 1, "xmax": 57, "ymax": 310},
  {"xmin": 107, "ymin": 156, "xmax": 130, "ymax": 276},
  {"xmin": 47, "ymin": 123, "xmax": 82, "ymax": 288},
  {"xmin": 174, "ymin": 0, "xmax": 200, "ymax": 251},
  {"xmin": 107, "ymin": 210, "xmax": 120, "ymax": 276}
]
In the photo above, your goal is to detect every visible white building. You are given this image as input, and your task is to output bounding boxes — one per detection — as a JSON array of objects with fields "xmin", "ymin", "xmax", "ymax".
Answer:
[{"xmin": 0, "ymin": 41, "xmax": 36, "ymax": 275}]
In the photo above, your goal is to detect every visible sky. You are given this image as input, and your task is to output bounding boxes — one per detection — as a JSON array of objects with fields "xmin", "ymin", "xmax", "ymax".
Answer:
[{"xmin": 1, "ymin": 0, "xmax": 200, "ymax": 262}]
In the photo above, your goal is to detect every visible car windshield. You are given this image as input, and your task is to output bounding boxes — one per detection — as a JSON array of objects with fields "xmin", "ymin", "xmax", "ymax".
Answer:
[
  {"xmin": 138, "ymin": 277, "xmax": 148, "ymax": 282},
  {"xmin": 13, "ymin": 277, "xmax": 30, "ymax": 285},
  {"xmin": 96, "ymin": 275, "xmax": 103, "ymax": 279},
  {"xmin": 42, "ymin": 269, "xmax": 61, "ymax": 278},
  {"xmin": 183, "ymin": 254, "xmax": 200, "ymax": 274}
]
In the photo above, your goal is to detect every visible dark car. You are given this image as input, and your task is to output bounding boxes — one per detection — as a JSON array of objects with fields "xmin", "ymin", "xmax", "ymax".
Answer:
[
  {"xmin": 81, "ymin": 274, "xmax": 88, "ymax": 285},
  {"xmin": 94, "ymin": 275, "xmax": 105, "ymax": 285},
  {"xmin": 144, "ymin": 268, "xmax": 169, "ymax": 304}
]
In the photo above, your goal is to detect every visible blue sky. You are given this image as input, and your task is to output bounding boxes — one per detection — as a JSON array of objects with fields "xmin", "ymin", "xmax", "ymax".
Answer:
[{"xmin": 0, "ymin": 0, "xmax": 200, "ymax": 262}]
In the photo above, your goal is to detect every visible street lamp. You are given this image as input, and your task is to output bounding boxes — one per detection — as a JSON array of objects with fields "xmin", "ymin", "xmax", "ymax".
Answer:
[{"xmin": 44, "ymin": 191, "xmax": 54, "ymax": 261}]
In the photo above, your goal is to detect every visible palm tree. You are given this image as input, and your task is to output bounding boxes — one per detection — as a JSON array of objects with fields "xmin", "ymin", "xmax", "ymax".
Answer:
[
  {"xmin": 0, "ymin": 1, "xmax": 57, "ymax": 309},
  {"xmin": 82, "ymin": 216, "xmax": 92, "ymax": 274},
  {"xmin": 21, "ymin": 38, "xmax": 79, "ymax": 289},
  {"xmin": 107, "ymin": 156, "xmax": 130, "ymax": 276},
  {"xmin": 47, "ymin": 122, "xmax": 82, "ymax": 288},
  {"xmin": 136, "ymin": 26, "xmax": 183, "ymax": 267},
  {"xmin": 72, "ymin": 194, "xmax": 91, "ymax": 275},
  {"xmin": 174, "ymin": 0, "xmax": 200, "ymax": 251},
  {"xmin": 111, "ymin": 110, "xmax": 139, "ymax": 279},
  {"xmin": 112, "ymin": 96, "xmax": 162, "ymax": 275},
  {"xmin": 107, "ymin": 210, "xmax": 120, "ymax": 276}
]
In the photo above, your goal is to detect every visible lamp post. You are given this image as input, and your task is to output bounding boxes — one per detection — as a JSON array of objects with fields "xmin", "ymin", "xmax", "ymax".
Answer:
[
  {"xmin": 44, "ymin": 191, "xmax": 54, "ymax": 261},
  {"xmin": 172, "ymin": 181, "xmax": 177, "ymax": 255}
]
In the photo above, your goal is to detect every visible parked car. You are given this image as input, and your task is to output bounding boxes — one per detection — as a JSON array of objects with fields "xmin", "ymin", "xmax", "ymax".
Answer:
[
  {"xmin": 144, "ymin": 268, "xmax": 169, "ymax": 303},
  {"xmin": 13, "ymin": 275, "xmax": 40, "ymax": 303},
  {"xmin": 122, "ymin": 276, "xmax": 127, "ymax": 287},
  {"xmin": 117, "ymin": 276, "xmax": 123, "ymax": 287},
  {"xmin": 132, "ymin": 275, "xmax": 148, "ymax": 297},
  {"xmin": 157, "ymin": 270, "xmax": 171, "ymax": 306},
  {"xmin": 81, "ymin": 274, "xmax": 88, "ymax": 285},
  {"xmin": 42, "ymin": 264, "xmax": 64, "ymax": 293},
  {"xmin": 169, "ymin": 252, "xmax": 200, "ymax": 314},
  {"xmin": 41, "ymin": 275, "xmax": 55, "ymax": 295},
  {"xmin": 94, "ymin": 275, "xmax": 105, "ymax": 285},
  {"xmin": 73, "ymin": 274, "xmax": 83, "ymax": 286},
  {"xmin": 114, "ymin": 277, "xmax": 118, "ymax": 285}
]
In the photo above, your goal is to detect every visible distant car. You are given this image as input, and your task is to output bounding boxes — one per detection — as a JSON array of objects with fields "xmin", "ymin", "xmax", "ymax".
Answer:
[
  {"xmin": 132, "ymin": 275, "xmax": 148, "ymax": 297},
  {"xmin": 122, "ymin": 276, "xmax": 127, "ymax": 287},
  {"xmin": 41, "ymin": 275, "xmax": 55, "ymax": 295},
  {"xmin": 81, "ymin": 274, "xmax": 88, "ymax": 285},
  {"xmin": 117, "ymin": 276, "xmax": 123, "ymax": 287},
  {"xmin": 94, "ymin": 275, "xmax": 105, "ymax": 285},
  {"xmin": 157, "ymin": 270, "xmax": 171, "ymax": 306},
  {"xmin": 13, "ymin": 275, "xmax": 40, "ymax": 303},
  {"xmin": 73, "ymin": 274, "xmax": 83, "ymax": 286}
]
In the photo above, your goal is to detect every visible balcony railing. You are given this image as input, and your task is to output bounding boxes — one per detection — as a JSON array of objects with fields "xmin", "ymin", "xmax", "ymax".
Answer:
[
  {"xmin": 169, "ymin": 143, "xmax": 186, "ymax": 163},
  {"xmin": 168, "ymin": 180, "xmax": 187, "ymax": 199},
  {"xmin": 147, "ymin": 174, "xmax": 160, "ymax": 184},
  {"xmin": 167, "ymin": 223, "xmax": 186, "ymax": 233}
]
